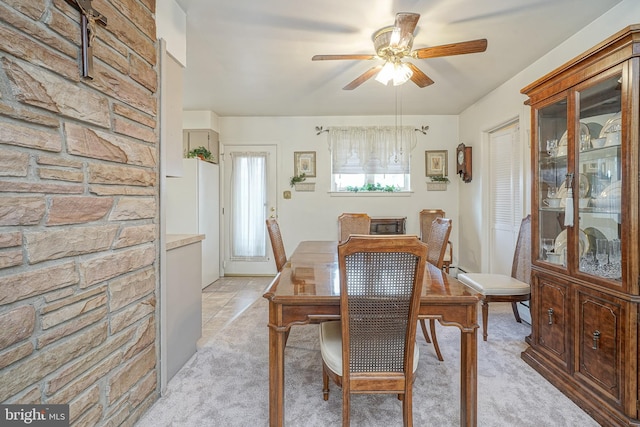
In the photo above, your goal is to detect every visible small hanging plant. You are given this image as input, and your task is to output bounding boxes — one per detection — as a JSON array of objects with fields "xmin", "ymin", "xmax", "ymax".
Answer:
[{"xmin": 289, "ymin": 173, "xmax": 307, "ymax": 187}]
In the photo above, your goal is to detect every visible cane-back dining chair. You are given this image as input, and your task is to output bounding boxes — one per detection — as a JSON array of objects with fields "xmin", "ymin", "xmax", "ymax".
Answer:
[
  {"xmin": 266, "ymin": 218, "xmax": 287, "ymax": 272},
  {"xmin": 457, "ymin": 215, "xmax": 531, "ymax": 341},
  {"xmin": 419, "ymin": 217, "xmax": 453, "ymax": 361},
  {"xmin": 338, "ymin": 213, "xmax": 371, "ymax": 243},
  {"xmin": 319, "ymin": 235, "xmax": 428, "ymax": 427},
  {"xmin": 419, "ymin": 209, "xmax": 453, "ymax": 273}
]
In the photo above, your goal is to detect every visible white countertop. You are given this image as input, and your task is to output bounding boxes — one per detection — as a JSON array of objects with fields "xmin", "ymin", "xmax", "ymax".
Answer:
[{"xmin": 166, "ymin": 234, "xmax": 205, "ymax": 251}]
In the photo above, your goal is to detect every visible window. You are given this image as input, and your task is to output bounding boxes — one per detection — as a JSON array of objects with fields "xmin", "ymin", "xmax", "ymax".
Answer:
[
  {"xmin": 230, "ymin": 152, "xmax": 267, "ymax": 260},
  {"xmin": 329, "ymin": 126, "xmax": 415, "ymax": 192}
]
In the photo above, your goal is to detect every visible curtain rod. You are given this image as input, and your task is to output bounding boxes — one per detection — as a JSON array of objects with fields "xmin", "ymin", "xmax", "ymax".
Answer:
[{"xmin": 315, "ymin": 125, "xmax": 429, "ymax": 135}]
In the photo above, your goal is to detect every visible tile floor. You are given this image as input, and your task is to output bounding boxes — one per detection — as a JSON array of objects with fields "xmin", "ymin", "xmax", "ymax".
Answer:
[{"xmin": 198, "ymin": 276, "xmax": 274, "ymax": 347}]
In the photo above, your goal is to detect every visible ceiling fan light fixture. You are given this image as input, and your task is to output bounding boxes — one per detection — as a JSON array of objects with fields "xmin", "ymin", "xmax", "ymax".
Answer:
[
  {"xmin": 373, "ymin": 26, "xmax": 414, "ymax": 57},
  {"xmin": 312, "ymin": 12, "xmax": 487, "ymax": 90},
  {"xmin": 375, "ymin": 61, "xmax": 395, "ymax": 85},
  {"xmin": 393, "ymin": 62, "xmax": 413, "ymax": 86}
]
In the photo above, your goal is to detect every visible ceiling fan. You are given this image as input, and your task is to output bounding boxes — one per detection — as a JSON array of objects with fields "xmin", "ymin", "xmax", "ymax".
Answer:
[{"xmin": 312, "ymin": 12, "xmax": 488, "ymax": 90}]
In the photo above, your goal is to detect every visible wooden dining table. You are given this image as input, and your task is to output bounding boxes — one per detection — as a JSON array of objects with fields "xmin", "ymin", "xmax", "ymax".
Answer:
[{"xmin": 263, "ymin": 240, "xmax": 480, "ymax": 426}]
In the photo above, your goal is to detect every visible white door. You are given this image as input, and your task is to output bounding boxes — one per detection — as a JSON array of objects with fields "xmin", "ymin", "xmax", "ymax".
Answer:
[
  {"xmin": 222, "ymin": 145, "xmax": 277, "ymax": 275},
  {"xmin": 489, "ymin": 121, "xmax": 523, "ymax": 274}
]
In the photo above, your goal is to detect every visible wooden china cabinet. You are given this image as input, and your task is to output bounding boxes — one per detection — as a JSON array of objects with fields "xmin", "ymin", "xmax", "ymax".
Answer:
[{"xmin": 521, "ymin": 25, "xmax": 640, "ymax": 426}]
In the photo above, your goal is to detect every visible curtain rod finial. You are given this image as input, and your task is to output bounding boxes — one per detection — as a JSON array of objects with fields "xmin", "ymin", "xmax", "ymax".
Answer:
[{"xmin": 315, "ymin": 126, "xmax": 328, "ymax": 135}]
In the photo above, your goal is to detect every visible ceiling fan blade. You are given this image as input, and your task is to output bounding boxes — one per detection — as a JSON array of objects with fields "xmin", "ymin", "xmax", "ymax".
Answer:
[
  {"xmin": 414, "ymin": 39, "xmax": 488, "ymax": 59},
  {"xmin": 394, "ymin": 12, "xmax": 420, "ymax": 37},
  {"xmin": 343, "ymin": 65, "xmax": 383, "ymax": 90},
  {"xmin": 406, "ymin": 63, "xmax": 434, "ymax": 88},
  {"xmin": 312, "ymin": 54, "xmax": 375, "ymax": 61}
]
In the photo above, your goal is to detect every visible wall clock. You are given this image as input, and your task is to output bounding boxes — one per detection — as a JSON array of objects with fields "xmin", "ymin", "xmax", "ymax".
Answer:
[{"xmin": 456, "ymin": 143, "xmax": 472, "ymax": 183}]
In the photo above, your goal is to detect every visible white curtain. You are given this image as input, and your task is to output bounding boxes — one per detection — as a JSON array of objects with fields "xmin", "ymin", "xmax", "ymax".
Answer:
[
  {"xmin": 328, "ymin": 126, "xmax": 415, "ymax": 174},
  {"xmin": 230, "ymin": 152, "xmax": 267, "ymax": 259}
]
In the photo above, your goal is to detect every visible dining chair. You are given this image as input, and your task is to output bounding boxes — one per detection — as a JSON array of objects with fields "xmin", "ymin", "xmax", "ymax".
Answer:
[
  {"xmin": 457, "ymin": 215, "xmax": 531, "ymax": 341},
  {"xmin": 419, "ymin": 209, "xmax": 453, "ymax": 273},
  {"xmin": 266, "ymin": 218, "xmax": 288, "ymax": 272},
  {"xmin": 419, "ymin": 217, "xmax": 453, "ymax": 362},
  {"xmin": 319, "ymin": 235, "xmax": 428, "ymax": 426},
  {"xmin": 337, "ymin": 213, "xmax": 371, "ymax": 243},
  {"xmin": 266, "ymin": 218, "xmax": 295, "ymax": 345}
]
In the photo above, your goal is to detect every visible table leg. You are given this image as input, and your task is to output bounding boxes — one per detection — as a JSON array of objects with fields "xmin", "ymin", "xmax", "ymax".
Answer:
[
  {"xmin": 459, "ymin": 328, "xmax": 478, "ymax": 427},
  {"xmin": 268, "ymin": 311, "xmax": 287, "ymax": 426}
]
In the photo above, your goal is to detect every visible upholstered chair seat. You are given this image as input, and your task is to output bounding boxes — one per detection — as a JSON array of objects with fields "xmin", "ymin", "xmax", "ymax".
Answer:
[
  {"xmin": 319, "ymin": 321, "xmax": 420, "ymax": 376},
  {"xmin": 458, "ymin": 274, "xmax": 530, "ymax": 296}
]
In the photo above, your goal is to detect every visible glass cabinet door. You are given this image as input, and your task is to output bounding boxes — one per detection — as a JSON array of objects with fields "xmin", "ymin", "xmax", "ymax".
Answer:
[
  {"xmin": 576, "ymin": 74, "xmax": 622, "ymax": 280},
  {"xmin": 537, "ymin": 98, "xmax": 568, "ymax": 266}
]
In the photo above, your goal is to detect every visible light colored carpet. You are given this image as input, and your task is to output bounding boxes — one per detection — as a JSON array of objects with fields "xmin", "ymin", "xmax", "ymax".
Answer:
[{"xmin": 136, "ymin": 299, "xmax": 599, "ymax": 426}]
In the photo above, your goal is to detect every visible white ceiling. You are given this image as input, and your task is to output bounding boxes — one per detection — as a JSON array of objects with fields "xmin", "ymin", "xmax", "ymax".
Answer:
[{"xmin": 174, "ymin": 0, "xmax": 623, "ymax": 117}]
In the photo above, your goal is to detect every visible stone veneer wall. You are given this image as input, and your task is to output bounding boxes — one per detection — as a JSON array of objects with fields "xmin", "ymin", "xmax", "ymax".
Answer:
[{"xmin": 0, "ymin": 0, "xmax": 160, "ymax": 425}]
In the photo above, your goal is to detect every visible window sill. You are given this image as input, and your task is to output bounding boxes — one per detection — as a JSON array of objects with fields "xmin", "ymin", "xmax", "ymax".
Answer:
[{"xmin": 328, "ymin": 191, "xmax": 414, "ymax": 197}]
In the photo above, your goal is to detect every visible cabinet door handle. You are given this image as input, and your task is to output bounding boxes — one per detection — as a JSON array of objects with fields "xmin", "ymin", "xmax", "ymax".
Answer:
[
  {"xmin": 547, "ymin": 308, "xmax": 554, "ymax": 325},
  {"xmin": 592, "ymin": 330, "xmax": 601, "ymax": 350}
]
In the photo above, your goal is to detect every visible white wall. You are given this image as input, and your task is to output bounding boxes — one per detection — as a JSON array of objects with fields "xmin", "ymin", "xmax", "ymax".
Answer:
[
  {"xmin": 457, "ymin": 0, "xmax": 640, "ymax": 272},
  {"xmin": 156, "ymin": 0, "xmax": 187, "ymax": 66},
  {"xmin": 220, "ymin": 115, "xmax": 461, "ymax": 263}
]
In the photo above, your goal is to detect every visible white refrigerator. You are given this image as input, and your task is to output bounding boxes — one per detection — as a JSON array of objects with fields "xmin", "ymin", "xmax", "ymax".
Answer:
[{"xmin": 166, "ymin": 158, "xmax": 220, "ymax": 288}]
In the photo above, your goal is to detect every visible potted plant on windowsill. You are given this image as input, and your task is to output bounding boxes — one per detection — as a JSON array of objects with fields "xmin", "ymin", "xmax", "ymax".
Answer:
[
  {"xmin": 427, "ymin": 176, "xmax": 450, "ymax": 191},
  {"xmin": 344, "ymin": 183, "xmax": 399, "ymax": 192}
]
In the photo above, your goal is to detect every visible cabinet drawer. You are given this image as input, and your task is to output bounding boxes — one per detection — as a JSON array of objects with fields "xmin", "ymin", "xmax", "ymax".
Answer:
[
  {"xmin": 576, "ymin": 289, "xmax": 623, "ymax": 403},
  {"xmin": 534, "ymin": 273, "xmax": 570, "ymax": 369}
]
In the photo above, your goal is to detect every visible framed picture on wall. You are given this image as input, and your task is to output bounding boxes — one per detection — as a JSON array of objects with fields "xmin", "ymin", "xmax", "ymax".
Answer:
[
  {"xmin": 425, "ymin": 150, "xmax": 448, "ymax": 177},
  {"xmin": 294, "ymin": 151, "xmax": 316, "ymax": 177}
]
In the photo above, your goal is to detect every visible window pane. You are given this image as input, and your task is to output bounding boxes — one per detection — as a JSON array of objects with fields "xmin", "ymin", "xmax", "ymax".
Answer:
[{"xmin": 230, "ymin": 153, "xmax": 267, "ymax": 259}]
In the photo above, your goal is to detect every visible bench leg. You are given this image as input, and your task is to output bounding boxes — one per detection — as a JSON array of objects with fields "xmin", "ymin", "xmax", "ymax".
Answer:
[{"xmin": 511, "ymin": 302, "xmax": 522, "ymax": 323}]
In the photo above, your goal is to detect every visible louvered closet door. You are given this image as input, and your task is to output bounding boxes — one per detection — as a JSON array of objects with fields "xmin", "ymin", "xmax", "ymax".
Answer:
[{"xmin": 489, "ymin": 121, "xmax": 523, "ymax": 274}]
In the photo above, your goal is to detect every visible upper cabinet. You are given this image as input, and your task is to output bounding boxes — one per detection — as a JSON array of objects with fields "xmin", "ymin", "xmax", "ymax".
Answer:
[{"xmin": 521, "ymin": 25, "xmax": 640, "ymax": 426}]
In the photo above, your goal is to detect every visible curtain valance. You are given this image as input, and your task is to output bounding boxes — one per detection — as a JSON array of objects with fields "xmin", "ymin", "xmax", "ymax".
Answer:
[{"xmin": 328, "ymin": 126, "xmax": 416, "ymax": 174}]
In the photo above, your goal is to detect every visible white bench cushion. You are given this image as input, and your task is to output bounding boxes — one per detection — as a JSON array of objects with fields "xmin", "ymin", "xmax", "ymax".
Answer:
[
  {"xmin": 457, "ymin": 273, "xmax": 529, "ymax": 296},
  {"xmin": 319, "ymin": 321, "xmax": 419, "ymax": 376}
]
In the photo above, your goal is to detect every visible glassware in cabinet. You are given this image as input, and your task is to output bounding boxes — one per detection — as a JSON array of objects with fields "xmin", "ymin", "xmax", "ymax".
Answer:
[
  {"xmin": 537, "ymin": 99, "xmax": 568, "ymax": 266},
  {"xmin": 576, "ymin": 74, "xmax": 622, "ymax": 281}
]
